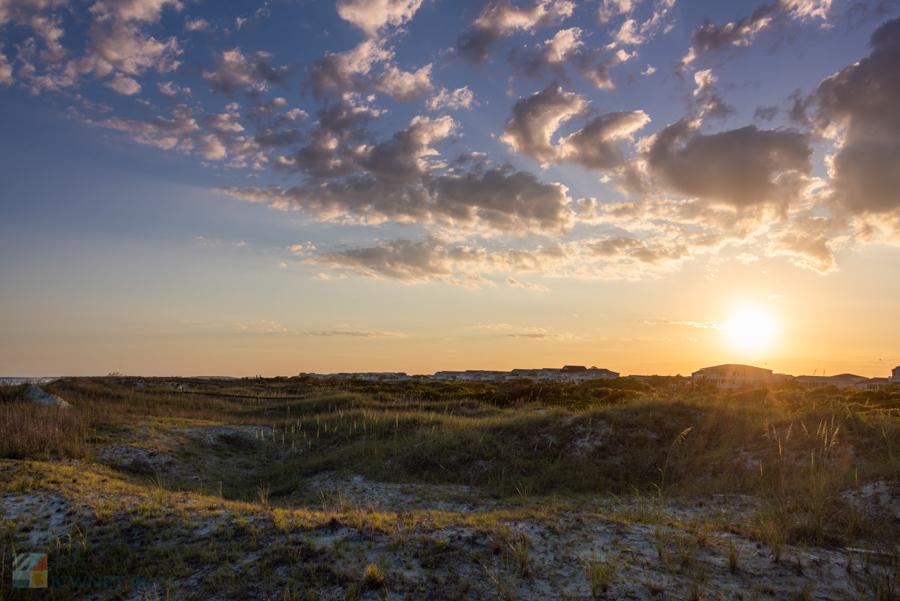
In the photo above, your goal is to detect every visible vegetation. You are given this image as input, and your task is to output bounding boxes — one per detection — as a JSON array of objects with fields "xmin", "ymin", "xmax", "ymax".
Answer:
[
  {"xmin": 0, "ymin": 376, "xmax": 897, "ymax": 599},
  {"xmin": 0, "ymin": 385, "xmax": 87, "ymax": 459}
]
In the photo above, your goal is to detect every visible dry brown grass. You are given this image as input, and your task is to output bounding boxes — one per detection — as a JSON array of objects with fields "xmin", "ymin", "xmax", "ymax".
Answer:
[{"xmin": 0, "ymin": 402, "xmax": 88, "ymax": 459}]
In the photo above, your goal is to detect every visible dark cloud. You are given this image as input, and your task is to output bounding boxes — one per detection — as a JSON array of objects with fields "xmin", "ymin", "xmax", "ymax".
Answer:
[
  {"xmin": 220, "ymin": 163, "xmax": 574, "ymax": 235},
  {"xmin": 754, "ymin": 105, "xmax": 779, "ymax": 121},
  {"xmin": 804, "ymin": 17, "xmax": 900, "ymax": 220},
  {"xmin": 361, "ymin": 115, "xmax": 455, "ymax": 182},
  {"xmin": 647, "ymin": 120, "xmax": 812, "ymax": 210},
  {"xmin": 286, "ymin": 96, "xmax": 382, "ymax": 177},
  {"xmin": 558, "ymin": 110, "xmax": 650, "ymax": 169},
  {"xmin": 681, "ymin": 0, "xmax": 831, "ymax": 67},
  {"xmin": 426, "ymin": 165, "xmax": 574, "ymax": 233},
  {"xmin": 307, "ymin": 39, "xmax": 391, "ymax": 98}
]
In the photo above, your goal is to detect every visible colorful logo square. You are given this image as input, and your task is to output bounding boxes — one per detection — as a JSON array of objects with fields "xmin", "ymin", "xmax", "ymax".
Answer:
[{"xmin": 12, "ymin": 552, "xmax": 48, "ymax": 589}]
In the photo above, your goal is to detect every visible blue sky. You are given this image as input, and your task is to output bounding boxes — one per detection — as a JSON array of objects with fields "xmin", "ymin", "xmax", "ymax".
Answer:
[{"xmin": 1, "ymin": 0, "xmax": 898, "ymax": 376}]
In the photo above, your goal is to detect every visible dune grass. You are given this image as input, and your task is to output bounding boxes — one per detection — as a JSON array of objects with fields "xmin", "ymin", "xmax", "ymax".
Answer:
[
  {"xmin": 0, "ymin": 385, "xmax": 88, "ymax": 459},
  {"xmin": 3, "ymin": 376, "xmax": 898, "ymax": 549}
]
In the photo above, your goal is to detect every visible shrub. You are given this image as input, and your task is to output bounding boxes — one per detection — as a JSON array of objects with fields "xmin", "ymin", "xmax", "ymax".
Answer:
[
  {"xmin": 362, "ymin": 563, "xmax": 386, "ymax": 588},
  {"xmin": 585, "ymin": 556, "xmax": 617, "ymax": 597}
]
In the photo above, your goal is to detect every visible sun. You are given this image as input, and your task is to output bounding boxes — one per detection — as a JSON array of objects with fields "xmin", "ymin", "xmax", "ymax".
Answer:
[{"xmin": 723, "ymin": 305, "xmax": 777, "ymax": 354}]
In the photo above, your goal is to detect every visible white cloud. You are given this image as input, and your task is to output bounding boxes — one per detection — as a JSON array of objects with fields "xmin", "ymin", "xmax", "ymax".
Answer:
[
  {"xmin": 501, "ymin": 83, "xmax": 586, "ymax": 163},
  {"xmin": 427, "ymin": 86, "xmax": 475, "ymax": 111},
  {"xmin": 184, "ymin": 17, "xmax": 210, "ymax": 31},
  {"xmin": 336, "ymin": 0, "xmax": 423, "ymax": 36},
  {"xmin": 597, "ymin": 0, "xmax": 635, "ymax": 24},
  {"xmin": 105, "ymin": 72, "xmax": 141, "ymax": 95},
  {"xmin": 375, "ymin": 63, "xmax": 433, "ymax": 101}
]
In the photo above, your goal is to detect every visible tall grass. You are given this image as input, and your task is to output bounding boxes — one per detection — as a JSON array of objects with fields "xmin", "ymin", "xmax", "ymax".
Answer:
[{"xmin": 0, "ymin": 402, "xmax": 87, "ymax": 459}]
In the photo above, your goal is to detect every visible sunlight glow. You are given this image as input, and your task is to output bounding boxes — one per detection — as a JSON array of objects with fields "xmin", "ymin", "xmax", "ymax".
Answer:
[{"xmin": 724, "ymin": 305, "xmax": 777, "ymax": 354}]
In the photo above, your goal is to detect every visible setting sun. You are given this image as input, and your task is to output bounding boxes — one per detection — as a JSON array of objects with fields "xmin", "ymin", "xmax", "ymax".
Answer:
[{"xmin": 724, "ymin": 305, "xmax": 778, "ymax": 354}]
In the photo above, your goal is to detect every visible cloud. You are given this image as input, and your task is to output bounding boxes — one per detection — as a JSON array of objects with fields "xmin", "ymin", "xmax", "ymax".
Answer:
[
  {"xmin": 472, "ymin": 322, "xmax": 572, "ymax": 339},
  {"xmin": 220, "ymin": 163, "xmax": 575, "ymax": 236},
  {"xmin": 501, "ymin": 82, "xmax": 586, "ymax": 163},
  {"xmin": 558, "ymin": 110, "xmax": 650, "ymax": 170},
  {"xmin": 681, "ymin": 0, "xmax": 831, "ymax": 67},
  {"xmin": 282, "ymin": 95, "xmax": 382, "ymax": 177},
  {"xmin": 203, "ymin": 48, "xmax": 288, "ymax": 94},
  {"xmin": 292, "ymin": 227, "xmax": 737, "ymax": 286},
  {"xmin": 244, "ymin": 96, "xmax": 306, "ymax": 148},
  {"xmin": 754, "ymin": 105, "xmax": 778, "ymax": 121},
  {"xmin": 304, "ymin": 237, "xmax": 571, "ymax": 286},
  {"xmin": 84, "ymin": 0, "xmax": 184, "ymax": 82},
  {"xmin": 570, "ymin": 46, "xmax": 634, "ymax": 90},
  {"xmin": 510, "ymin": 26, "xmax": 584, "ymax": 77},
  {"xmin": 424, "ymin": 165, "xmax": 574, "ymax": 234},
  {"xmin": 93, "ymin": 105, "xmax": 199, "ymax": 151},
  {"xmin": 456, "ymin": 0, "xmax": 575, "ymax": 63},
  {"xmin": 612, "ymin": 18, "xmax": 643, "ymax": 45},
  {"xmin": 206, "ymin": 103, "xmax": 244, "ymax": 133},
  {"xmin": 509, "ymin": 27, "xmax": 637, "ymax": 90},
  {"xmin": 690, "ymin": 68, "xmax": 733, "ymax": 119},
  {"xmin": 505, "ymin": 276, "xmax": 549, "ymax": 292},
  {"xmin": 89, "ymin": 0, "xmax": 183, "ymax": 24},
  {"xmin": 801, "ymin": 17, "xmax": 900, "ymax": 229},
  {"xmin": 196, "ymin": 133, "xmax": 227, "ymax": 160},
  {"xmin": 88, "ymin": 19, "xmax": 181, "ymax": 75},
  {"xmin": 509, "ymin": 25, "xmax": 640, "ymax": 89},
  {"xmin": 2, "ymin": 0, "xmax": 184, "ymax": 94},
  {"xmin": 646, "ymin": 120, "xmax": 812, "ymax": 211},
  {"xmin": 605, "ymin": 0, "xmax": 677, "ymax": 49},
  {"xmin": 157, "ymin": 80, "xmax": 190, "ymax": 97},
  {"xmin": 541, "ymin": 26, "xmax": 583, "ymax": 63},
  {"xmin": 644, "ymin": 318, "xmax": 721, "ymax": 329},
  {"xmin": 224, "ymin": 320, "xmax": 404, "ymax": 338},
  {"xmin": 90, "ymin": 101, "xmax": 266, "ymax": 168},
  {"xmin": 501, "ymin": 82, "xmax": 648, "ymax": 171},
  {"xmin": 375, "ymin": 63, "xmax": 433, "ymax": 100},
  {"xmin": 302, "ymin": 329, "xmax": 404, "ymax": 338},
  {"xmin": 184, "ymin": 17, "xmax": 210, "ymax": 32},
  {"xmin": 769, "ymin": 212, "xmax": 846, "ymax": 273},
  {"xmin": 597, "ymin": 0, "xmax": 635, "ymax": 24},
  {"xmin": 308, "ymin": 38, "xmax": 392, "ymax": 97},
  {"xmin": 781, "ymin": 0, "xmax": 832, "ymax": 21},
  {"xmin": 361, "ymin": 114, "xmax": 456, "ymax": 181},
  {"xmin": 0, "ymin": 51, "xmax": 12, "ymax": 85},
  {"xmin": 105, "ymin": 72, "xmax": 141, "ymax": 95},
  {"xmin": 0, "ymin": 0, "xmax": 67, "ymax": 26},
  {"xmin": 308, "ymin": 237, "xmax": 464, "ymax": 282},
  {"xmin": 427, "ymin": 86, "xmax": 476, "ymax": 111},
  {"xmin": 336, "ymin": 0, "xmax": 423, "ymax": 36}
]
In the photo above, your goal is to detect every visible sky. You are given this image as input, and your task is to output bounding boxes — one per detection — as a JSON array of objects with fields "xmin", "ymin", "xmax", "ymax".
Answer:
[{"xmin": 0, "ymin": 0, "xmax": 898, "ymax": 377}]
